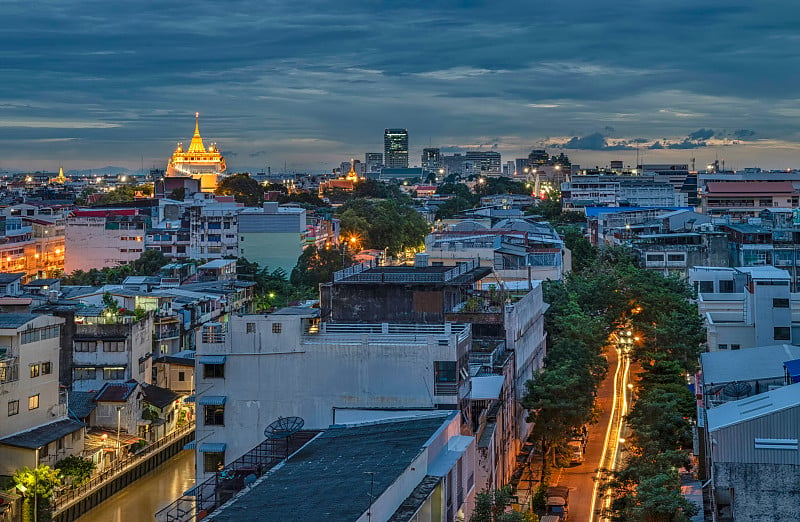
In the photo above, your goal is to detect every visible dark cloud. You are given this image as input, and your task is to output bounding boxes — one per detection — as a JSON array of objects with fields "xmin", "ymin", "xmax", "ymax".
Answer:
[
  {"xmin": 732, "ymin": 129, "xmax": 756, "ymax": 139},
  {"xmin": 649, "ymin": 141, "xmax": 664, "ymax": 149},
  {"xmin": 0, "ymin": 1, "xmax": 796, "ymax": 170},
  {"xmin": 562, "ymin": 133, "xmax": 634, "ymax": 151},
  {"xmin": 249, "ymin": 150, "xmax": 267, "ymax": 158},
  {"xmin": 688, "ymin": 128, "xmax": 715, "ymax": 140}
]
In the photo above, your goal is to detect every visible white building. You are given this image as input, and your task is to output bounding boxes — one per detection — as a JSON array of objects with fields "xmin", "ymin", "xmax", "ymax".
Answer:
[
  {"xmin": 690, "ymin": 266, "xmax": 794, "ymax": 350},
  {"xmin": 193, "ymin": 310, "xmax": 472, "ymax": 481},
  {"xmin": 64, "ymin": 210, "xmax": 147, "ymax": 272},
  {"xmin": 0, "ymin": 314, "xmax": 84, "ymax": 475}
]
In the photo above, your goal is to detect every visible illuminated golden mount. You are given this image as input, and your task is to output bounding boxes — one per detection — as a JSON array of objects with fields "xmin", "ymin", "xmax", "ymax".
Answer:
[{"xmin": 166, "ymin": 112, "xmax": 227, "ymax": 192}]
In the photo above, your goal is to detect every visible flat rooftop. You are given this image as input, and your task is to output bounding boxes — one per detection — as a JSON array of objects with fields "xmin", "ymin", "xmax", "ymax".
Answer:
[
  {"xmin": 702, "ymin": 344, "xmax": 800, "ymax": 385},
  {"xmin": 209, "ymin": 414, "xmax": 452, "ymax": 522}
]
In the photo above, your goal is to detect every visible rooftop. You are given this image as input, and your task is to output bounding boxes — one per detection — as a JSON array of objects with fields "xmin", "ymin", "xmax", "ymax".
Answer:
[
  {"xmin": 707, "ymin": 382, "xmax": 800, "ymax": 431},
  {"xmin": 209, "ymin": 414, "xmax": 452, "ymax": 522},
  {"xmin": 701, "ymin": 344, "xmax": 800, "ymax": 385},
  {"xmin": 0, "ymin": 419, "xmax": 85, "ymax": 449},
  {"xmin": 69, "ymin": 390, "xmax": 98, "ymax": 419},
  {"xmin": 0, "ymin": 272, "xmax": 25, "ymax": 284},
  {"xmin": 0, "ymin": 313, "xmax": 41, "ymax": 329},
  {"xmin": 141, "ymin": 383, "xmax": 180, "ymax": 409},
  {"xmin": 333, "ymin": 259, "xmax": 491, "ymax": 284},
  {"xmin": 94, "ymin": 381, "xmax": 138, "ymax": 403}
]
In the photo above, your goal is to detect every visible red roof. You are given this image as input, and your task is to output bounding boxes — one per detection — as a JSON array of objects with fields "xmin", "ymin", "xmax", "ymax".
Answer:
[
  {"xmin": 71, "ymin": 209, "xmax": 137, "ymax": 217},
  {"xmin": 705, "ymin": 181, "xmax": 796, "ymax": 195}
]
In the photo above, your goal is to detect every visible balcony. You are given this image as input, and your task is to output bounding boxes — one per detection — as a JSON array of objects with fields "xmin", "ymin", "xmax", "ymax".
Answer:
[
  {"xmin": 0, "ymin": 360, "xmax": 19, "ymax": 384},
  {"xmin": 156, "ymin": 327, "xmax": 181, "ymax": 341}
]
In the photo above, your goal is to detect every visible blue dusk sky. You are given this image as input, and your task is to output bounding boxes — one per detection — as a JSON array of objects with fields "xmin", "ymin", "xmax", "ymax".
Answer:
[{"xmin": 1, "ymin": 0, "xmax": 799, "ymax": 173}]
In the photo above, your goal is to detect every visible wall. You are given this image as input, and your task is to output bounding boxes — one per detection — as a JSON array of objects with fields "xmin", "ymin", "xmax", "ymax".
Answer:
[
  {"xmin": 65, "ymin": 218, "xmax": 144, "ymax": 272},
  {"xmin": 714, "ymin": 463, "xmax": 800, "ymax": 521},
  {"xmin": 238, "ymin": 231, "xmax": 303, "ymax": 275}
]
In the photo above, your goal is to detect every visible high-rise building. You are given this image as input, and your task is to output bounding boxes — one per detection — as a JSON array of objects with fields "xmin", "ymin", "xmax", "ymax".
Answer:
[
  {"xmin": 384, "ymin": 129, "xmax": 409, "ymax": 169},
  {"xmin": 465, "ymin": 151, "xmax": 502, "ymax": 177},
  {"xmin": 365, "ymin": 152, "xmax": 383, "ymax": 173},
  {"xmin": 421, "ymin": 148, "xmax": 441, "ymax": 170}
]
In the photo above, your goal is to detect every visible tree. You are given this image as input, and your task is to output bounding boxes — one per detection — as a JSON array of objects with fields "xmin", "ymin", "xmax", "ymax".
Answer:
[
  {"xmin": 54, "ymin": 456, "xmax": 95, "ymax": 487},
  {"xmin": 61, "ymin": 249, "xmax": 169, "ymax": 286},
  {"xmin": 471, "ymin": 486, "xmax": 538, "ymax": 522},
  {"xmin": 290, "ymin": 245, "xmax": 353, "ymax": 289},
  {"xmin": 215, "ymin": 173, "xmax": 264, "ymax": 206},
  {"xmin": 337, "ymin": 199, "xmax": 430, "ymax": 255},
  {"xmin": 13, "ymin": 465, "xmax": 61, "ymax": 522}
]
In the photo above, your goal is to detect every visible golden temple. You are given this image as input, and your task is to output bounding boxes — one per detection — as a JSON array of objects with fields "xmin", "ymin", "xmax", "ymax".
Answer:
[{"xmin": 166, "ymin": 113, "xmax": 227, "ymax": 192}]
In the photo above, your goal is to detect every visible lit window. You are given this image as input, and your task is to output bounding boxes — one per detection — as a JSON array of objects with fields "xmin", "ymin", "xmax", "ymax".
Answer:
[{"xmin": 28, "ymin": 394, "xmax": 39, "ymax": 410}]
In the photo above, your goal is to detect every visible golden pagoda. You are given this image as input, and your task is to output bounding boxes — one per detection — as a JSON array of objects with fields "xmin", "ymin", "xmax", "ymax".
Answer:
[
  {"xmin": 166, "ymin": 113, "xmax": 227, "ymax": 192},
  {"xmin": 50, "ymin": 166, "xmax": 68, "ymax": 184},
  {"xmin": 318, "ymin": 159, "xmax": 362, "ymax": 198}
]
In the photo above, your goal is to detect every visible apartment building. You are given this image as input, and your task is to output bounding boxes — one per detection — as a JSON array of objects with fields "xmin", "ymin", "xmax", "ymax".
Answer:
[
  {"xmin": 0, "ymin": 314, "xmax": 84, "ymax": 475},
  {"xmin": 64, "ymin": 210, "xmax": 148, "ymax": 272}
]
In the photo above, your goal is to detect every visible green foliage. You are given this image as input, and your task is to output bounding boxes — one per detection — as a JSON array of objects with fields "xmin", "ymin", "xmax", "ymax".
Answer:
[
  {"xmin": 62, "ymin": 249, "xmax": 169, "ymax": 286},
  {"xmin": 473, "ymin": 176, "xmax": 530, "ymax": 197},
  {"xmin": 13, "ymin": 465, "xmax": 61, "ymax": 521},
  {"xmin": 54, "ymin": 456, "xmax": 95, "ymax": 487},
  {"xmin": 102, "ymin": 292, "xmax": 119, "ymax": 313},
  {"xmin": 471, "ymin": 486, "xmax": 538, "ymax": 522},
  {"xmin": 86, "ymin": 184, "xmax": 152, "ymax": 206},
  {"xmin": 237, "ymin": 257, "xmax": 315, "ymax": 309},
  {"xmin": 337, "ymin": 199, "xmax": 429, "ymax": 255},
  {"xmin": 289, "ymin": 246, "xmax": 353, "ymax": 290},
  {"xmin": 215, "ymin": 173, "xmax": 265, "ymax": 206}
]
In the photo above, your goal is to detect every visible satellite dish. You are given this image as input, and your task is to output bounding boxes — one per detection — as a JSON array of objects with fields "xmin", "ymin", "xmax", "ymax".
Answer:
[
  {"xmin": 264, "ymin": 416, "xmax": 304, "ymax": 439},
  {"xmin": 722, "ymin": 381, "xmax": 752, "ymax": 399}
]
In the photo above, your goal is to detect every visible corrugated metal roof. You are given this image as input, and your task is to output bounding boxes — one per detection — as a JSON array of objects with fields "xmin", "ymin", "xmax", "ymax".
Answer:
[
  {"xmin": 0, "ymin": 419, "xmax": 85, "ymax": 449},
  {"xmin": 701, "ymin": 344, "xmax": 800, "ymax": 384},
  {"xmin": 707, "ymin": 382, "xmax": 800, "ymax": 431}
]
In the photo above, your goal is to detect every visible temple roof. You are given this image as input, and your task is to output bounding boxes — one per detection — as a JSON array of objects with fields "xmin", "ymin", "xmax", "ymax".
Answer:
[{"xmin": 187, "ymin": 112, "xmax": 207, "ymax": 153}]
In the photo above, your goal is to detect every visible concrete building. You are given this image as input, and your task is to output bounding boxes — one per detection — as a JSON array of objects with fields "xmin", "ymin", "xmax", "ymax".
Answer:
[
  {"xmin": 193, "ymin": 310, "xmax": 473, "ymax": 481},
  {"xmin": 64, "ymin": 209, "xmax": 147, "ymax": 272},
  {"xmin": 690, "ymin": 266, "xmax": 795, "ymax": 351},
  {"xmin": 365, "ymin": 152, "xmax": 384, "ymax": 174},
  {"xmin": 705, "ymin": 382, "xmax": 800, "ymax": 521},
  {"xmin": 238, "ymin": 203, "xmax": 307, "ymax": 274},
  {"xmin": 205, "ymin": 413, "xmax": 475, "ymax": 522},
  {"xmin": 561, "ymin": 175, "xmax": 685, "ymax": 211},
  {"xmin": 465, "ymin": 151, "xmax": 502, "ymax": 177},
  {"xmin": 700, "ymin": 181, "xmax": 798, "ymax": 221},
  {"xmin": 0, "ymin": 313, "xmax": 84, "ymax": 475}
]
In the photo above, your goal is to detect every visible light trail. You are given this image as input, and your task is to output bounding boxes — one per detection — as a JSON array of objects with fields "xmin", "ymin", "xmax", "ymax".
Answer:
[{"xmin": 589, "ymin": 345, "xmax": 621, "ymax": 521}]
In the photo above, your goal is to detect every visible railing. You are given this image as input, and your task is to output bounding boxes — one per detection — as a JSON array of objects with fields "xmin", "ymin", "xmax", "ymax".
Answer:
[
  {"xmin": 155, "ymin": 430, "xmax": 319, "ymax": 522},
  {"xmin": 333, "ymin": 259, "xmax": 376, "ymax": 281},
  {"xmin": 52, "ymin": 423, "xmax": 195, "ymax": 513},
  {"xmin": 156, "ymin": 327, "xmax": 181, "ymax": 340},
  {"xmin": 0, "ymin": 360, "xmax": 19, "ymax": 384}
]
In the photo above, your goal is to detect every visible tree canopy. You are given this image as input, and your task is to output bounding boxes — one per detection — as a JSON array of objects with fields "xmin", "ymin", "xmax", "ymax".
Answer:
[
  {"xmin": 61, "ymin": 249, "xmax": 169, "ymax": 285},
  {"xmin": 215, "ymin": 173, "xmax": 264, "ymax": 206},
  {"xmin": 337, "ymin": 199, "xmax": 430, "ymax": 255}
]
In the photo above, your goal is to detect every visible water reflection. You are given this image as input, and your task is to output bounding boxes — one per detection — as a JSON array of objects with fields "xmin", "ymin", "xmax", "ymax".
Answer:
[{"xmin": 77, "ymin": 450, "xmax": 195, "ymax": 522}]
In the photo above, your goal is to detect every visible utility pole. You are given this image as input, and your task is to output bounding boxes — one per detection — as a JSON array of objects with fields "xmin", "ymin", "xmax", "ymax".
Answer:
[{"xmin": 365, "ymin": 471, "xmax": 376, "ymax": 521}]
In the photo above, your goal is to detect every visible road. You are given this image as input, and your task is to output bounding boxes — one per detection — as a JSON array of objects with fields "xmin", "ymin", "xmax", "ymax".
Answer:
[
  {"xmin": 76, "ymin": 450, "xmax": 194, "ymax": 522},
  {"xmin": 555, "ymin": 343, "xmax": 631, "ymax": 521}
]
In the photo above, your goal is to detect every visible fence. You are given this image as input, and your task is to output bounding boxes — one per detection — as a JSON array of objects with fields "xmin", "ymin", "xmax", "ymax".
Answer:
[{"xmin": 52, "ymin": 423, "xmax": 195, "ymax": 515}]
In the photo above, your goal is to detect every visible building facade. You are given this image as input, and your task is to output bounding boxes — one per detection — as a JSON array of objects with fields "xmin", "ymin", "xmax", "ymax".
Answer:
[{"xmin": 384, "ymin": 128, "xmax": 409, "ymax": 169}]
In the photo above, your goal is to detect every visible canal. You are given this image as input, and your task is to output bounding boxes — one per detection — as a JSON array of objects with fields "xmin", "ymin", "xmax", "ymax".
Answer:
[{"xmin": 77, "ymin": 450, "xmax": 194, "ymax": 522}]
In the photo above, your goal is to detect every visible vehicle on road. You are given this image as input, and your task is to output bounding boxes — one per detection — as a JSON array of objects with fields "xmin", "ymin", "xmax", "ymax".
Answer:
[
  {"xmin": 567, "ymin": 440, "xmax": 584, "ymax": 464},
  {"xmin": 545, "ymin": 486, "xmax": 570, "ymax": 520}
]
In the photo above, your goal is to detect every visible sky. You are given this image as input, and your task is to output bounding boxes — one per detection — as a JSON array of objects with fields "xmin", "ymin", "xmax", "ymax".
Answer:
[{"xmin": 1, "ymin": 0, "xmax": 799, "ymax": 174}]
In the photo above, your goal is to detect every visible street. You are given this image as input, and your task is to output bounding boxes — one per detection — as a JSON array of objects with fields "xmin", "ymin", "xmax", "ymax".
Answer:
[{"xmin": 558, "ymin": 342, "xmax": 631, "ymax": 521}]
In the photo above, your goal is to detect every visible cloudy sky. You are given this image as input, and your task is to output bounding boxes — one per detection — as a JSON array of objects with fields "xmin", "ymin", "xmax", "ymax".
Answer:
[{"xmin": 1, "ymin": 0, "xmax": 798, "ymax": 173}]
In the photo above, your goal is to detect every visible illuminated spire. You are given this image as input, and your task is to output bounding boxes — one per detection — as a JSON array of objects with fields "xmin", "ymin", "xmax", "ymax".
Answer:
[
  {"xmin": 187, "ymin": 112, "xmax": 206, "ymax": 153},
  {"xmin": 345, "ymin": 158, "xmax": 360, "ymax": 181}
]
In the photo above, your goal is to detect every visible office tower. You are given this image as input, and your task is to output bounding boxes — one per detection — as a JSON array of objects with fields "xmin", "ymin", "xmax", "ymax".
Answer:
[
  {"xmin": 365, "ymin": 153, "xmax": 383, "ymax": 173},
  {"xmin": 384, "ymin": 129, "xmax": 409, "ymax": 169},
  {"xmin": 422, "ymin": 148, "xmax": 441, "ymax": 170},
  {"xmin": 465, "ymin": 151, "xmax": 502, "ymax": 176}
]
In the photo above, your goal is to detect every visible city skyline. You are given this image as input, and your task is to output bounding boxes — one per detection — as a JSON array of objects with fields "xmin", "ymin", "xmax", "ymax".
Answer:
[{"xmin": 1, "ymin": 1, "xmax": 799, "ymax": 172}]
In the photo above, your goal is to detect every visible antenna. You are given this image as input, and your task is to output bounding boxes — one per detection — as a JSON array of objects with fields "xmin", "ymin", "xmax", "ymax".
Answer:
[{"xmin": 264, "ymin": 416, "xmax": 305, "ymax": 459}]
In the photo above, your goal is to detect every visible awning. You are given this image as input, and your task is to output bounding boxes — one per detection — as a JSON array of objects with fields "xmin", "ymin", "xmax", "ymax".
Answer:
[
  {"xmin": 199, "ymin": 355, "xmax": 226, "ymax": 365},
  {"xmin": 199, "ymin": 442, "xmax": 227, "ymax": 452},
  {"xmin": 785, "ymin": 359, "xmax": 800, "ymax": 383},
  {"xmin": 183, "ymin": 441, "xmax": 197, "ymax": 450},
  {"xmin": 184, "ymin": 395, "xmax": 195, "ymax": 403},
  {"xmin": 198, "ymin": 396, "xmax": 226, "ymax": 406}
]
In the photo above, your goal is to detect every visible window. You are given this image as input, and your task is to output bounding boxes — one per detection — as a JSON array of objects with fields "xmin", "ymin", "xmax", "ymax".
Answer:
[
  {"xmin": 8, "ymin": 400, "xmax": 19, "ymax": 416},
  {"xmin": 103, "ymin": 340, "xmax": 126, "ymax": 352},
  {"xmin": 667, "ymin": 254, "xmax": 685, "ymax": 262},
  {"xmin": 204, "ymin": 405, "xmax": 225, "ymax": 426},
  {"xmin": 246, "ymin": 322, "xmax": 256, "ymax": 333},
  {"xmin": 203, "ymin": 364, "xmax": 225, "ymax": 379},
  {"xmin": 731, "ymin": 344, "xmax": 741, "ymax": 350},
  {"xmin": 74, "ymin": 368, "xmax": 97, "ymax": 380},
  {"xmin": 719, "ymin": 280, "xmax": 735, "ymax": 293},
  {"xmin": 28, "ymin": 394, "xmax": 39, "ymax": 410},
  {"xmin": 272, "ymin": 323, "xmax": 282, "ymax": 334},
  {"xmin": 21, "ymin": 325, "xmax": 60, "ymax": 344},
  {"xmin": 74, "ymin": 341, "xmax": 97, "ymax": 352},
  {"xmin": 103, "ymin": 367, "xmax": 126, "ymax": 380},
  {"xmin": 203, "ymin": 451, "xmax": 225, "ymax": 473},
  {"xmin": 774, "ymin": 327, "xmax": 791, "ymax": 341},
  {"xmin": 42, "ymin": 362, "xmax": 52, "ymax": 375},
  {"xmin": 773, "ymin": 298, "xmax": 790, "ymax": 308},
  {"xmin": 718, "ymin": 344, "xmax": 728, "ymax": 350},
  {"xmin": 434, "ymin": 361, "xmax": 458, "ymax": 395},
  {"xmin": 178, "ymin": 371, "xmax": 185, "ymax": 382},
  {"xmin": 698, "ymin": 281, "xmax": 714, "ymax": 294},
  {"xmin": 29, "ymin": 363, "xmax": 40, "ymax": 378},
  {"xmin": 646, "ymin": 254, "xmax": 664, "ymax": 262}
]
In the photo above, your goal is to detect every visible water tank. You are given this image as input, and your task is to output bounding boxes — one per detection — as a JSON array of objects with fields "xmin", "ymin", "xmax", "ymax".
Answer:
[{"xmin": 414, "ymin": 253, "xmax": 429, "ymax": 268}]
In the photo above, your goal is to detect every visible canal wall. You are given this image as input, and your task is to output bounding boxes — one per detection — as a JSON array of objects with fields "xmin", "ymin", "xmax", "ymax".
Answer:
[{"xmin": 52, "ymin": 428, "xmax": 194, "ymax": 522}]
